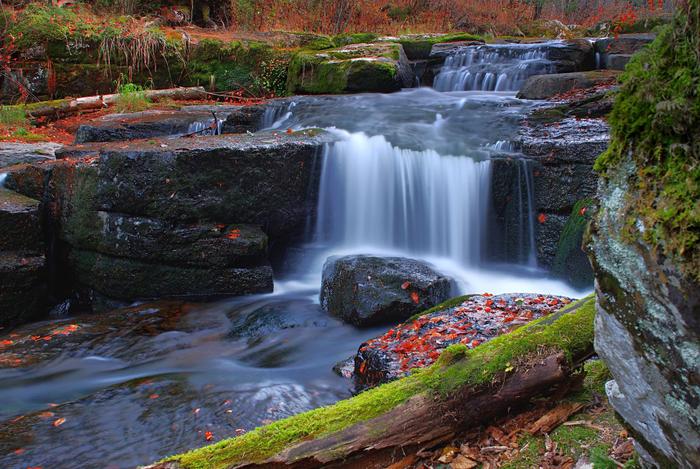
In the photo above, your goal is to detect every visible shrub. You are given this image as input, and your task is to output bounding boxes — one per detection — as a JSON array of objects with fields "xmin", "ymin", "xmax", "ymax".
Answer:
[{"xmin": 114, "ymin": 83, "xmax": 150, "ymax": 113}]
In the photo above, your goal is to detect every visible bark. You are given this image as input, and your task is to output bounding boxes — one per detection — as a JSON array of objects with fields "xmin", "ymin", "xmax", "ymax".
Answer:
[
  {"xmin": 237, "ymin": 353, "xmax": 577, "ymax": 468},
  {"xmin": 21, "ymin": 87, "xmax": 207, "ymax": 121}
]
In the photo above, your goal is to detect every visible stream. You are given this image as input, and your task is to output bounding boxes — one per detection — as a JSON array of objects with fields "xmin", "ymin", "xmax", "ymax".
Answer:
[{"xmin": 0, "ymin": 42, "xmax": 591, "ymax": 468}]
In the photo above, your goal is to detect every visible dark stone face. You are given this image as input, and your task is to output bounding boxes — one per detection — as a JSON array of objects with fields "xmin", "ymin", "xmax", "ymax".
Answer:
[
  {"xmin": 3, "ymin": 131, "xmax": 332, "ymax": 314},
  {"xmin": 320, "ymin": 255, "xmax": 453, "ymax": 327}
]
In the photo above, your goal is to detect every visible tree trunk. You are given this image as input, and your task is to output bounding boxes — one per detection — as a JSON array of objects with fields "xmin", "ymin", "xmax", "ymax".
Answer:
[{"xmin": 18, "ymin": 86, "xmax": 207, "ymax": 121}]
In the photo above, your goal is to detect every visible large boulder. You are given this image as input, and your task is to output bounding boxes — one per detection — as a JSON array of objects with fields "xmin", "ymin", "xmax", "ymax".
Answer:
[
  {"xmin": 546, "ymin": 39, "xmax": 596, "ymax": 72},
  {"xmin": 587, "ymin": 14, "xmax": 700, "ymax": 468},
  {"xmin": 320, "ymin": 255, "xmax": 452, "ymax": 327},
  {"xmin": 517, "ymin": 70, "xmax": 619, "ymax": 100},
  {"xmin": 287, "ymin": 43, "xmax": 413, "ymax": 94}
]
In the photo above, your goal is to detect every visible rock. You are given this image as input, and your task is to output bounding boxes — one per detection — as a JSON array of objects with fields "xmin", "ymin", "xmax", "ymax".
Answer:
[
  {"xmin": 488, "ymin": 112, "xmax": 606, "ymax": 268},
  {"xmin": 354, "ymin": 293, "xmax": 574, "ymax": 389},
  {"xmin": 517, "ymin": 70, "xmax": 619, "ymax": 100},
  {"xmin": 70, "ymin": 249, "xmax": 273, "ymax": 302},
  {"xmin": 74, "ymin": 107, "xmax": 244, "ymax": 143},
  {"xmin": 53, "ymin": 131, "xmax": 331, "ymax": 239},
  {"xmin": 287, "ymin": 42, "xmax": 413, "ymax": 94},
  {"xmin": 588, "ymin": 15, "xmax": 699, "ymax": 466},
  {"xmin": 604, "ymin": 54, "xmax": 633, "ymax": 71},
  {"xmin": 219, "ymin": 105, "xmax": 266, "ymax": 133},
  {"xmin": 0, "ymin": 252, "xmax": 47, "ymax": 328},
  {"xmin": 5, "ymin": 131, "xmax": 330, "ymax": 312},
  {"xmin": 320, "ymin": 255, "xmax": 452, "ymax": 327},
  {"xmin": 0, "ymin": 142, "xmax": 59, "ymax": 169},
  {"xmin": 594, "ymin": 34, "xmax": 655, "ymax": 71},
  {"xmin": 552, "ymin": 199, "xmax": 596, "ymax": 288},
  {"xmin": 0, "ymin": 189, "xmax": 43, "ymax": 252},
  {"xmin": 230, "ymin": 300, "xmax": 337, "ymax": 339},
  {"xmin": 594, "ymin": 33, "xmax": 655, "ymax": 55},
  {"xmin": 546, "ymin": 39, "xmax": 596, "ymax": 73},
  {"xmin": 521, "ymin": 19, "xmax": 570, "ymax": 38},
  {"xmin": 63, "ymin": 213, "xmax": 268, "ymax": 269}
]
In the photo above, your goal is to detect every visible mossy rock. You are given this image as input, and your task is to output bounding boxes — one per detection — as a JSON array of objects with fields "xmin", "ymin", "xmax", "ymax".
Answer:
[
  {"xmin": 286, "ymin": 42, "xmax": 411, "ymax": 94},
  {"xmin": 594, "ymin": 8, "xmax": 700, "ymax": 281},
  {"xmin": 394, "ymin": 32, "xmax": 483, "ymax": 60},
  {"xmin": 553, "ymin": 198, "xmax": 596, "ymax": 288}
]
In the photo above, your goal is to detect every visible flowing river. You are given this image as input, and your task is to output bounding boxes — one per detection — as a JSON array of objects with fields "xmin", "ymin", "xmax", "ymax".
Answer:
[{"xmin": 0, "ymin": 41, "xmax": 591, "ymax": 468}]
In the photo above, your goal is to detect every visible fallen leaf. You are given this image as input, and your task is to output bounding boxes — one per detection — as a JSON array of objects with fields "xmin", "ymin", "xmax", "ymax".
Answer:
[
  {"xmin": 53, "ymin": 417, "xmax": 66, "ymax": 427},
  {"xmin": 205, "ymin": 431, "xmax": 214, "ymax": 441}
]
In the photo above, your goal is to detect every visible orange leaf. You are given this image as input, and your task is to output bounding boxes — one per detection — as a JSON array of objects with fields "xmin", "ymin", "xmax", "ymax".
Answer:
[
  {"xmin": 410, "ymin": 292, "xmax": 420, "ymax": 304},
  {"xmin": 53, "ymin": 417, "xmax": 66, "ymax": 427},
  {"xmin": 205, "ymin": 431, "xmax": 214, "ymax": 441}
]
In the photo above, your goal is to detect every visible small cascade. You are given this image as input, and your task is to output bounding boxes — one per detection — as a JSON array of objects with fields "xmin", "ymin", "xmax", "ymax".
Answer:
[
  {"xmin": 315, "ymin": 131, "xmax": 492, "ymax": 266},
  {"xmin": 433, "ymin": 43, "xmax": 557, "ymax": 92},
  {"xmin": 515, "ymin": 159, "xmax": 538, "ymax": 267},
  {"xmin": 0, "ymin": 173, "xmax": 6, "ymax": 188},
  {"xmin": 261, "ymin": 101, "xmax": 296, "ymax": 129},
  {"xmin": 187, "ymin": 117, "xmax": 225, "ymax": 136}
]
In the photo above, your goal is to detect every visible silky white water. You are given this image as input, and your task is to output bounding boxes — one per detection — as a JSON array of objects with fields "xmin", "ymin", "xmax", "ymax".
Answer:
[
  {"xmin": 315, "ymin": 130, "xmax": 491, "ymax": 266},
  {"xmin": 433, "ymin": 42, "xmax": 556, "ymax": 92}
]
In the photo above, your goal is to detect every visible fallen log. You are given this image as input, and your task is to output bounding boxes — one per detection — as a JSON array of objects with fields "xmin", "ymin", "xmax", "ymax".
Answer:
[
  {"xmin": 10, "ymin": 87, "xmax": 208, "ymax": 121},
  {"xmin": 147, "ymin": 295, "xmax": 596, "ymax": 469}
]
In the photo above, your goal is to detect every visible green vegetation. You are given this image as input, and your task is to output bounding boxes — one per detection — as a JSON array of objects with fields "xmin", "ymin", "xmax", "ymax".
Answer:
[
  {"xmin": 552, "ymin": 198, "xmax": 595, "ymax": 286},
  {"xmin": 114, "ymin": 83, "xmax": 150, "ymax": 113},
  {"xmin": 161, "ymin": 295, "xmax": 595, "ymax": 468},
  {"xmin": 407, "ymin": 294, "xmax": 473, "ymax": 321},
  {"xmin": 0, "ymin": 106, "xmax": 27, "ymax": 127},
  {"xmin": 594, "ymin": 3, "xmax": 700, "ymax": 280}
]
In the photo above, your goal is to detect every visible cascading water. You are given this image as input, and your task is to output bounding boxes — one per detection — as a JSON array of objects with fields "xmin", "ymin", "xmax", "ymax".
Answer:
[
  {"xmin": 186, "ymin": 117, "xmax": 225, "ymax": 136},
  {"xmin": 433, "ymin": 42, "xmax": 557, "ymax": 92},
  {"xmin": 516, "ymin": 159, "xmax": 538, "ymax": 267},
  {"xmin": 315, "ymin": 131, "xmax": 491, "ymax": 266}
]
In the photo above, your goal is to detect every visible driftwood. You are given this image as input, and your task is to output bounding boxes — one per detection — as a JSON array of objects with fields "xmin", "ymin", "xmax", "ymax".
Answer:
[
  {"xmin": 147, "ymin": 298, "xmax": 596, "ymax": 469},
  {"xmin": 18, "ymin": 87, "xmax": 207, "ymax": 121}
]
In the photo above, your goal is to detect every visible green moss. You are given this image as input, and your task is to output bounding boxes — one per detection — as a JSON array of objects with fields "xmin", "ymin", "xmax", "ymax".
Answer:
[
  {"xmin": 553, "ymin": 198, "xmax": 595, "ymax": 287},
  {"xmin": 594, "ymin": 4, "xmax": 700, "ymax": 280},
  {"xmin": 583, "ymin": 360, "xmax": 612, "ymax": 396},
  {"xmin": 417, "ymin": 295, "xmax": 595, "ymax": 396},
  {"xmin": 160, "ymin": 295, "xmax": 595, "ymax": 468},
  {"xmin": 0, "ymin": 106, "xmax": 28, "ymax": 126}
]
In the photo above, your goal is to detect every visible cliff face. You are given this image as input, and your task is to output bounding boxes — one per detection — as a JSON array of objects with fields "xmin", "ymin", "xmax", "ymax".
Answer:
[{"xmin": 587, "ymin": 4, "xmax": 700, "ymax": 467}]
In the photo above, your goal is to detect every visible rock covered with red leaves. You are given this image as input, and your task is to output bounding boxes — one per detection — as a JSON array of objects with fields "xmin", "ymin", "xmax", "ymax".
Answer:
[{"xmin": 353, "ymin": 293, "xmax": 573, "ymax": 389}]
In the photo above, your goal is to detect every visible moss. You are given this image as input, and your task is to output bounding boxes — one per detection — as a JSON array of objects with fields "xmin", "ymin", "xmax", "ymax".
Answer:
[
  {"xmin": 160, "ymin": 295, "xmax": 595, "ymax": 468},
  {"xmin": 417, "ymin": 295, "xmax": 595, "ymax": 396},
  {"xmin": 594, "ymin": 4, "xmax": 700, "ymax": 280},
  {"xmin": 552, "ymin": 198, "xmax": 596, "ymax": 287},
  {"xmin": 583, "ymin": 359, "xmax": 612, "ymax": 396}
]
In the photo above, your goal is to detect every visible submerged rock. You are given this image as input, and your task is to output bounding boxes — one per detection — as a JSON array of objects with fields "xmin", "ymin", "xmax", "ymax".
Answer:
[
  {"xmin": 353, "ymin": 293, "xmax": 574, "ymax": 389},
  {"xmin": 320, "ymin": 255, "xmax": 452, "ymax": 327}
]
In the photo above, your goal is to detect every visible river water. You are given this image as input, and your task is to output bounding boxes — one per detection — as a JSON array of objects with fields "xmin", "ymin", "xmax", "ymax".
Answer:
[{"xmin": 0, "ymin": 42, "xmax": 590, "ymax": 468}]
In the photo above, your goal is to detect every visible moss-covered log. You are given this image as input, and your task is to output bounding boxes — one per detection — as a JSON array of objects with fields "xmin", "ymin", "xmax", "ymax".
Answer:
[{"xmin": 148, "ymin": 295, "xmax": 595, "ymax": 469}]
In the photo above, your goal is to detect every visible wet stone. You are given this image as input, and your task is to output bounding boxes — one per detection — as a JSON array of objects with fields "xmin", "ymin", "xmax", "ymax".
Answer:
[
  {"xmin": 353, "ymin": 293, "xmax": 573, "ymax": 390},
  {"xmin": 320, "ymin": 255, "xmax": 453, "ymax": 327},
  {"xmin": 0, "ymin": 252, "xmax": 47, "ymax": 329},
  {"xmin": 0, "ymin": 189, "xmax": 43, "ymax": 252}
]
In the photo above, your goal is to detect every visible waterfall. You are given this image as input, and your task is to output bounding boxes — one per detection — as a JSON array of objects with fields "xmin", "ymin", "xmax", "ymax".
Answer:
[
  {"xmin": 261, "ymin": 101, "xmax": 296, "ymax": 129},
  {"xmin": 433, "ymin": 43, "xmax": 556, "ymax": 92},
  {"xmin": 315, "ymin": 131, "xmax": 492, "ymax": 266},
  {"xmin": 187, "ymin": 117, "xmax": 224, "ymax": 136},
  {"xmin": 515, "ymin": 159, "xmax": 538, "ymax": 267}
]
